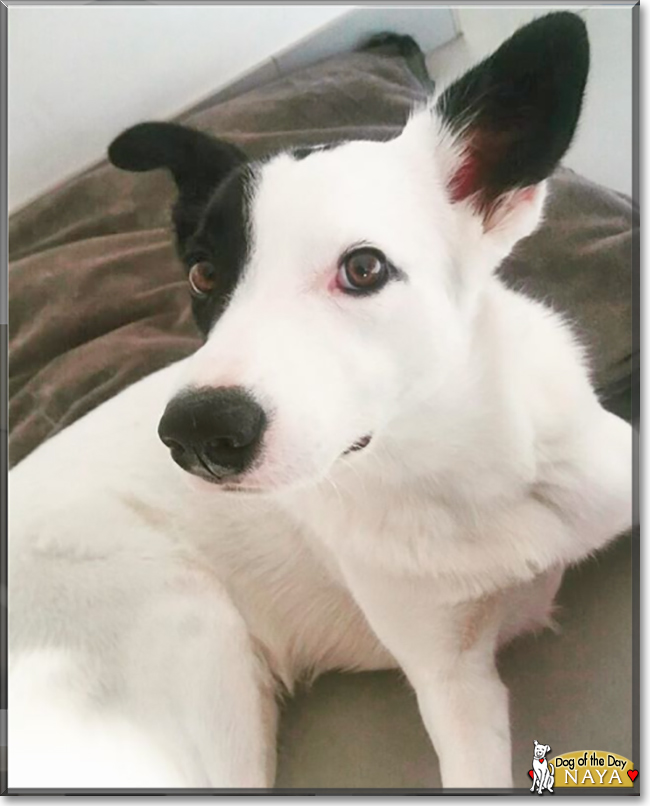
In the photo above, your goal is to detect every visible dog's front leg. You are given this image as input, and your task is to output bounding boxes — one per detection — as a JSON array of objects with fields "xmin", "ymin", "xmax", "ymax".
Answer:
[{"xmin": 340, "ymin": 560, "xmax": 512, "ymax": 789}]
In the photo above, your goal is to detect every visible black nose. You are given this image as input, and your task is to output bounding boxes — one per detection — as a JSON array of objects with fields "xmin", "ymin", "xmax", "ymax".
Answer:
[{"xmin": 158, "ymin": 386, "xmax": 267, "ymax": 481}]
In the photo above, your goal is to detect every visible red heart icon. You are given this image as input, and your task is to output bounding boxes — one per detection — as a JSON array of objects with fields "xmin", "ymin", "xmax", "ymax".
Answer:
[
  {"xmin": 528, "ymin": 770, "xmax": 534, "ymax": 780},
  {"xmin": 627, "ymin": 770, "xmax": 638, "ymax": 782}
]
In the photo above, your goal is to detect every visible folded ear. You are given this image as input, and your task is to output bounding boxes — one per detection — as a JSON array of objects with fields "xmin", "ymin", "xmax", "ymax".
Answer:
[
  {"xmin": 436, "ymin": 12, "xmax": 589, "ymax": 227},
  {"xmin": 108, "ymin": 122, "xmax": 246, "ymax": 241}
]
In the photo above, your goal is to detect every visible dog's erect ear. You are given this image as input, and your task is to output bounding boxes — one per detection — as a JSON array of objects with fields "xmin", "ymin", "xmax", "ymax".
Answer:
[
  {"xmin": 534, "ymin": 740, "xmax": 539, "ymax": 747},
  {"xmin": 436, "ymin": 12, "xmax": 589, "ymax": 224},
  {"xmin": 108, "ymin": 122, "xmax": 247, "ymax": 241}
]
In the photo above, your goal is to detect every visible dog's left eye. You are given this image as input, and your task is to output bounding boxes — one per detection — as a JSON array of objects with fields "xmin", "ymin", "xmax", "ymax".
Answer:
[
  {"xmin": 337, "ymin": 248, "xmax": 390, "ymax": 295},
  {"xmin": 188, "ymin": 261, "xmax": 218, "ymax": 298}
]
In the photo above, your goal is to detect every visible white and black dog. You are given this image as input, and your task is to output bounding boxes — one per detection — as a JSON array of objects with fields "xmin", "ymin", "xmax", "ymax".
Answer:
[
  {"xmin": 8, "ymin": 13, "xmax": 632, "ymax": 790},
  {"xmin": 531, "ymin": 741, "xmax": 554, "ymax": 794}
]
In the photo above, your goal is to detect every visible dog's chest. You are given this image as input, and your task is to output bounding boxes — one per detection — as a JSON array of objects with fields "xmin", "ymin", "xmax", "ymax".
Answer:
[
  {"xmin": 287, "ymin": 480, "xmax": 505, "ymax": 594},
  {"xmin": 285, "ymin": 469, "xmax": 573, "ymax": 601}
]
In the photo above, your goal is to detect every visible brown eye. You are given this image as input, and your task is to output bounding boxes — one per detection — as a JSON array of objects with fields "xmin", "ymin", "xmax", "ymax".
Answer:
[
  {"xmin": 337, "ymin": 248, "xmax": 390, "ymax": 294},
  {"xmin": 188, "ymin": 261, "xmax": 218, "ymax": 298}
]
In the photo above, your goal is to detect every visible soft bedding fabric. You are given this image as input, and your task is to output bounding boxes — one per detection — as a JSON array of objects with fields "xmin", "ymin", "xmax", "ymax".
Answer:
[{"xmin": 8, "ymin": 37, "xmax": 636, "ymax": 789}]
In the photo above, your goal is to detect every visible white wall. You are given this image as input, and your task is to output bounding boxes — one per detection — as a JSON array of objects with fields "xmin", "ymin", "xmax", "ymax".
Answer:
[
  {"xmin": 11, "ymin": 5, "xmax": 632, "ymax": 210},
  {"xmin": 8, "ymin": 5, "xmax": 352, "ymax": 211},
  {"xmin": 426, "ymin": 6, "xmax": 635, "ymax": 196}
]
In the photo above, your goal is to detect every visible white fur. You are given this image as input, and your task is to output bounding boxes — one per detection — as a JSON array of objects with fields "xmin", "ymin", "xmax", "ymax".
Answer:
[{"xmin": 8, "ymin": 100, "xmax": 632, "ymax": 790}]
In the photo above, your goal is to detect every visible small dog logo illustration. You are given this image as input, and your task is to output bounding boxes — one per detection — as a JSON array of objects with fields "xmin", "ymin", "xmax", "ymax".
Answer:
[{"xmin": 530, "ymin": 740, "xmax": 555, "ymax": 794}]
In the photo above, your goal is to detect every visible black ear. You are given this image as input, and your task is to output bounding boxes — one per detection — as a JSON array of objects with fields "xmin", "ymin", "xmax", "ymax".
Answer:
[
  {"xmin": 108, "ymin": 122, "xmax": 246, "ymax": 241},
  {"xmin": 437, "ymin": 12, "xmax": 589, "ymax": 216}
]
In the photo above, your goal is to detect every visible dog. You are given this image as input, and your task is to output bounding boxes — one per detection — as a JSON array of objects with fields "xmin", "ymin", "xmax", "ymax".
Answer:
[
  {"xmin": 531, "ymin": 741, "xmax": 555, "ymax": 794},
  {"xmin": 8, "ymin": 12, "xmax": 632, "ymax": 790}
]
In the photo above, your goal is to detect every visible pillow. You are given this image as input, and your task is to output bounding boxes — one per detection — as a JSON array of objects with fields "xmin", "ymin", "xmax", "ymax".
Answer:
[{"xmin": 501, "ymin": 168, "xmax": 636, "ymax": 417}]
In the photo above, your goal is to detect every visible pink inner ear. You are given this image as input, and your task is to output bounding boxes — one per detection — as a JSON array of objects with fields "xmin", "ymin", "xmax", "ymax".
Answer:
[
  {"xmin": 484, "ymin": 184, "xmax": 538, "ymax": 230},
  {"xmin": 448, "ymin": 152, "xmax": 480, "ymax": 204},
  {"xmin": 517, "ymin": 187, "xmax": 536, "ymax": 204},
  {"xmin": 446, "ymin": 126, "xmax": 522, "ymax": 212},
  {"xmin": 448, "ymin": 141, "xmax": 539, "ymax": 230}
]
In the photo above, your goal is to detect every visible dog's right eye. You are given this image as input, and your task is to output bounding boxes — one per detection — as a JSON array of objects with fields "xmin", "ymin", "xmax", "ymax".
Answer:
[{"xmin": 188, "ymin": 261, "xmax": 218, "ymax": 298}]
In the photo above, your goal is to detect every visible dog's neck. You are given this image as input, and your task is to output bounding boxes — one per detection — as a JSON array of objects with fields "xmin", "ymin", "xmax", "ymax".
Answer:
[
  {"xmin": 284, "ymin": 265, "xmax": 587, "ymax": 519},
  {"xmin": 354, "ymin": 279, "xmax": 539, "ymax": 498}
]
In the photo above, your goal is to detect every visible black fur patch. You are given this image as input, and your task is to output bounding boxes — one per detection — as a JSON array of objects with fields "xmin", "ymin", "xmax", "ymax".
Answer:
[
  {"xmin": 109, "ymin": 122, "xmax": 247, "ymax": 245},
  {"xmin": 436, "ymin": 12, "xmax": 589, "ymax": 212},
  {"xmin": 180, "ymin": 164, "xmax": 255, "ymax": 336},
  {"xmin": 108, "ymin": 122, "xmax": 253, "ymax": 335},
  {"xmin": 291, "ymin": 142, "xmax": 342, "ymax": 161}
]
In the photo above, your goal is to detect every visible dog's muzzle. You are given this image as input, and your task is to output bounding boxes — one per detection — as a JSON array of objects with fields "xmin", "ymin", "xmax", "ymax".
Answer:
[{"xmin": 158, "ymin": 386, "xmax": 267, "ymax": 483}]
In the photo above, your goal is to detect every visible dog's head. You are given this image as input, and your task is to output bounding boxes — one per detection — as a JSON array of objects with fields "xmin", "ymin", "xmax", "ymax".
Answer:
[
  {"xmin": 109, "ymin": 12, "xmax": 588, "ymax": 494},
  {"xmin": 534, "ymin": 741, "xmax": 551, "ymax": 760}
]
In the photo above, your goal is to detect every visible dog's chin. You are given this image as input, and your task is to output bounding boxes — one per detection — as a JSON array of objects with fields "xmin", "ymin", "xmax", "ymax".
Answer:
[
  {"xmin": 181, "ymin": 471, "xmax": 271, "ymax": 496},
  {"xmin": 178, "ymin": 434, "xmax": 374, "ymax": 495}
]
